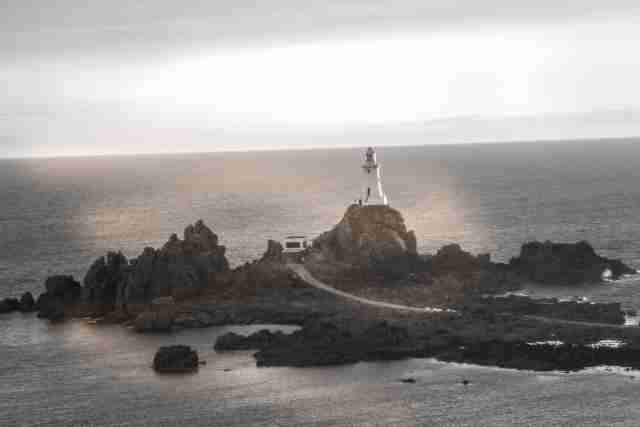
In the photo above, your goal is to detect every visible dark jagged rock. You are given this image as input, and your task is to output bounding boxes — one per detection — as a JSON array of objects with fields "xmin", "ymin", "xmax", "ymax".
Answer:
[
  {"xmin": 19, "ymin": 292, "xmax": 35, "ymax": 312},
  {"xmin": 510, "ymin": 240, "xmax": 635, "ymax": 284},
  {"xmin": 215, "ymin": 319, "xmax": 420, "ymax": 367},
  {"xmin": 262, "ymin": 240, "xmax": 284, "ymax": 262},
  {"xmin": 0, "ymin": 298, "xmax": 18, "ymax": 313},
  {"xmin": 457, "ymin": 295, "xmax": 626, "ymax": 325},
  {"xmin": 82, "ymin": 251, "xmax": 128, "ymax": 316},
  {"xmin": 45, "ymin": 275, "xmax": 81, "ymax": 300},
  {"xmin": 117, "ymin": 220, "xmax": 229, "ymax": 315},
  {"xmin": 214, "ymin": 311, "xmax": 640, "ymax": 372},
  {"xmin": 36, "ymin": 293, "xmax": 65, "ymax": 321},
  {"xmin": 153, "ymin": 345, "xmax": 199, "ymax": 373},
  {"xmin": 36, "ymin": 275, "xmax": 82, "ymax": 321},
  {"xmin": 210, "ymin": 240, "xmax": 307, "ymax": 299},
  {"xmin": 254, "ymin": 320, "xmax": 419, "ymax": 367},
  {"xmin": 438, "ymin": 340, "xmax": 640, "ymax": 372},
  {"xmin": 310, "ymin": 204, "xmax": 417, "ymax": 279},
  {"xmin": 432, "ymin": 244, "xmax": 488, "ymax": 276},
  {"xmin": 3, "ymin": 297, "xmax": 20, "ymax": 311}
]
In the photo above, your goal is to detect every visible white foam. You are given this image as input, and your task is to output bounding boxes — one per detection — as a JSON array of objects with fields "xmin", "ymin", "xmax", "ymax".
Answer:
[
  {"xmin": 526, "ymin": 340, "xmax": 564, "ymax": 347},
  {"xmin": 588, "ymin": 339, "xmax": 627, "ymax": 349},
  {"xmin": 624, "ymin": 315, "xmax": 640, "ymax": 326}
]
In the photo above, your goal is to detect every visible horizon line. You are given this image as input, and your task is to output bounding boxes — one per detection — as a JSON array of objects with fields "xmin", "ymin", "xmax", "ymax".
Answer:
[{"xmin": 2, "ymin": 135, "xmax": 640, "ymax": 161}]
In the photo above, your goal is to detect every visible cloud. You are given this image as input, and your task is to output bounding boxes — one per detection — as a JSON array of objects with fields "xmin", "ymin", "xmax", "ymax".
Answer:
[{"xmin": 2, "ymin": 0, "xmax": 640, "ymax": 58}]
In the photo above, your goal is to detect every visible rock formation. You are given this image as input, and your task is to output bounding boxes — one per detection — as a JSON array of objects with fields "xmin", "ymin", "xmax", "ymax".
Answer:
[
  {"xmin": 153, "ymin": 345, "xmax": 199, "ymax": 373},
  {"xmin": 510, "ymin": 240, "xmax": 635, "ymax": 285},
  {"xmin": 133, "ymin": 296, "xmax": 178, "ymax": 333},
  {"xmin": 309, "ymin": 204, "xmax": 417, "ymax": 279},
  {"xmin": 82, "ymin": 220, "xmax": 229, "ymax": 317},
  {"xmin": 431, "ymin": 244, "xmax": 490, "ymax": 276},
  {"xmin": 36, "ymin": 275, "xmax": 82, "ymax": 320},
  {"xmin": 82, "ymin": 251, "xmax": 128, "ymax": 315},
  {"xmin": 0, "ymin": 292, "xmax": 38, "ymax": 314},
  {"xmin": 209, "ymin": 239, "xmax": 306, "ymax": 299}
]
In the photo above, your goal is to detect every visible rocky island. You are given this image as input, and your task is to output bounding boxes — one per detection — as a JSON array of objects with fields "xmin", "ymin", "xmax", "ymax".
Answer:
[{"xmin": 2, "ymin": 204, "xmax": 639, "ymax": 372}]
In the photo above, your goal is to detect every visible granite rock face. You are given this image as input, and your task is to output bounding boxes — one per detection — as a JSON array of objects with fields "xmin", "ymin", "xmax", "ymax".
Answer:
[
  {"xmin": 510, "ymin": 240, "xmax": 635, "ymax": 285},
  {"xmin": 311, "ymin": 204, "xmax": 417, "ymax": 279},
  {"xmin": 153, "ymin": 345, "xmax": 199, "ymax": 373}
]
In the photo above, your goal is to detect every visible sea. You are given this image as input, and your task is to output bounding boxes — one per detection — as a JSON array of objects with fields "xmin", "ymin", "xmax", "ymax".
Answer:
[{"xmin": 2, "ymin": 138, "xmax": 640, "ymax": 426}]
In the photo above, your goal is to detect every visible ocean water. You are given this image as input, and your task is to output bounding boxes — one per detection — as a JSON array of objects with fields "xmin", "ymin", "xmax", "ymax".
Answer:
[{"xmin": 3, "ymin": 138, "xmax": 640, "ymax": 426}]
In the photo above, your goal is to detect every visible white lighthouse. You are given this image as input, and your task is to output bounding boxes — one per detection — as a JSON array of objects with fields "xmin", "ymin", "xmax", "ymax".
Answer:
[{"xmin": 361, "ymin": 147, "xmax": 388, "ymax": 205}]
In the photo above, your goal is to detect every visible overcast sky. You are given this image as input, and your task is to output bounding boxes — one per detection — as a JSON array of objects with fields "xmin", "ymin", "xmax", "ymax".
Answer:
[{"xmin": 2, "ymin": 1, "xmax": 640, "ymax": 157}]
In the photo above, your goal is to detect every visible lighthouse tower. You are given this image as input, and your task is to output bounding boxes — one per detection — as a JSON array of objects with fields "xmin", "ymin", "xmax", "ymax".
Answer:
[{"xmin": 361, "ymin": 147, "xmax": 388, "ymax": 205}]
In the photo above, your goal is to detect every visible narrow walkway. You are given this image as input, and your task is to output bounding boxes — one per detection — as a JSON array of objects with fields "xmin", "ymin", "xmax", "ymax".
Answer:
[{"xmin": 287, "ymin": 263, "xmax": 456, "ymax": 314}]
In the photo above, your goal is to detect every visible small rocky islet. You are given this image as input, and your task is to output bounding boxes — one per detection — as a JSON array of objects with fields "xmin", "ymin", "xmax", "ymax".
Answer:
[{"xmin": 2, "ymin": 204, "xmax": 639, "ymax": 372}]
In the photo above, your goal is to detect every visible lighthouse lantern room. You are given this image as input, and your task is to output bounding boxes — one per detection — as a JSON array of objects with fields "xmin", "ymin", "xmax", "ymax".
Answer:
[{"xmin": 361, "ymin": 147, "xmax": 388, "ymax": 206}]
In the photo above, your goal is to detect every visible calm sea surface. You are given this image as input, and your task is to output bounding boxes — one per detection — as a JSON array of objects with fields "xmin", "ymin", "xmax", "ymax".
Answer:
[{"xmin": 2, "ymin": 139, "xmax": 640, "ymax": 426}]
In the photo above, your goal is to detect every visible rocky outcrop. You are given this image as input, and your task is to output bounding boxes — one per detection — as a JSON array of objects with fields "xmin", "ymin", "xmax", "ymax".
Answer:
[
  {"xmin": 510, "ymin": 240, "xmax": 635, "ymax": 285},
  {"xmin": 133, "ymin": 297, "xmax": 178, "ymax": 333},
  {"xmin": 152, "ymin": 345, "xmax": 199, "ymax": 373},
  {"xmin": 457, "ymin": 295, "xmax": 626, "ymax": 325},
  {"xmin": 0, "ymin": 292, "xmax": 37, "ymax": 314},
  {"xmin": 79, "ymin": 220, "xmax": 229, "ymax": 317},
  {"xmin": 82, "ymin": 251, "xmax": 128, "ymax": 316},
  {"xmin": 215, "ymin": 314, "xmax": 640, "ymax": 372},
  {"xmin": 36, "ymin": 275, "xmax": 82, "ymax": 321},
  {"xmin": 431, "ymin": 244, "xmax": 490, "ymax": 276},
  {"xmin": 0, "ymin": 298, "xmax": 19, "ymax": 313},
  {"xmin": 262, "ymin": 240, "xmax": 284, "ymax": 262},
  {"xmin": 19, "ymin": 292, "xmax": 35, "ymax": 312},
  {"xmin": 310, "ymin": 204, "xmax": 417, "ymax": 279},
  {"xmin": 216, "ymin": 319, "xmax": 417, "ymax": 367},
  {"xmin": 209, "ymin": 239, "xmax": 306, "ymax": 300},
  {"xmin": 117, "ymin": 220, "xmax": 229, "ymax": 315}
]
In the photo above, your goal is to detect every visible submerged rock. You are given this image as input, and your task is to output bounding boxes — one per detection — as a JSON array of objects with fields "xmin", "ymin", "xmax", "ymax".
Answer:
[
  {"xmin": 214, "ymin": 329, "xmax": 287, "ymax": 351},
  {"xmin": 153, "ymin": 345, "xmax": 199, "ymax": 373},
  {"xmin": 510, "ymin": 240, "xmax": 635, "ymax": 284}
]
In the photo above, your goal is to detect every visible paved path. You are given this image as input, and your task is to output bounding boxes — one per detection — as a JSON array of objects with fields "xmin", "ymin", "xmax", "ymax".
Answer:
[{"xmin": 287, "ymin": 263, "xmax": 456, "ymax": 314}]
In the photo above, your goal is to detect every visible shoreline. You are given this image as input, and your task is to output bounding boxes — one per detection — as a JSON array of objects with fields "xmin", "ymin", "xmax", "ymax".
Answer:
[{"xmin": 3, "ymin": 208, "xmax": 640, "ymax": 373}]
